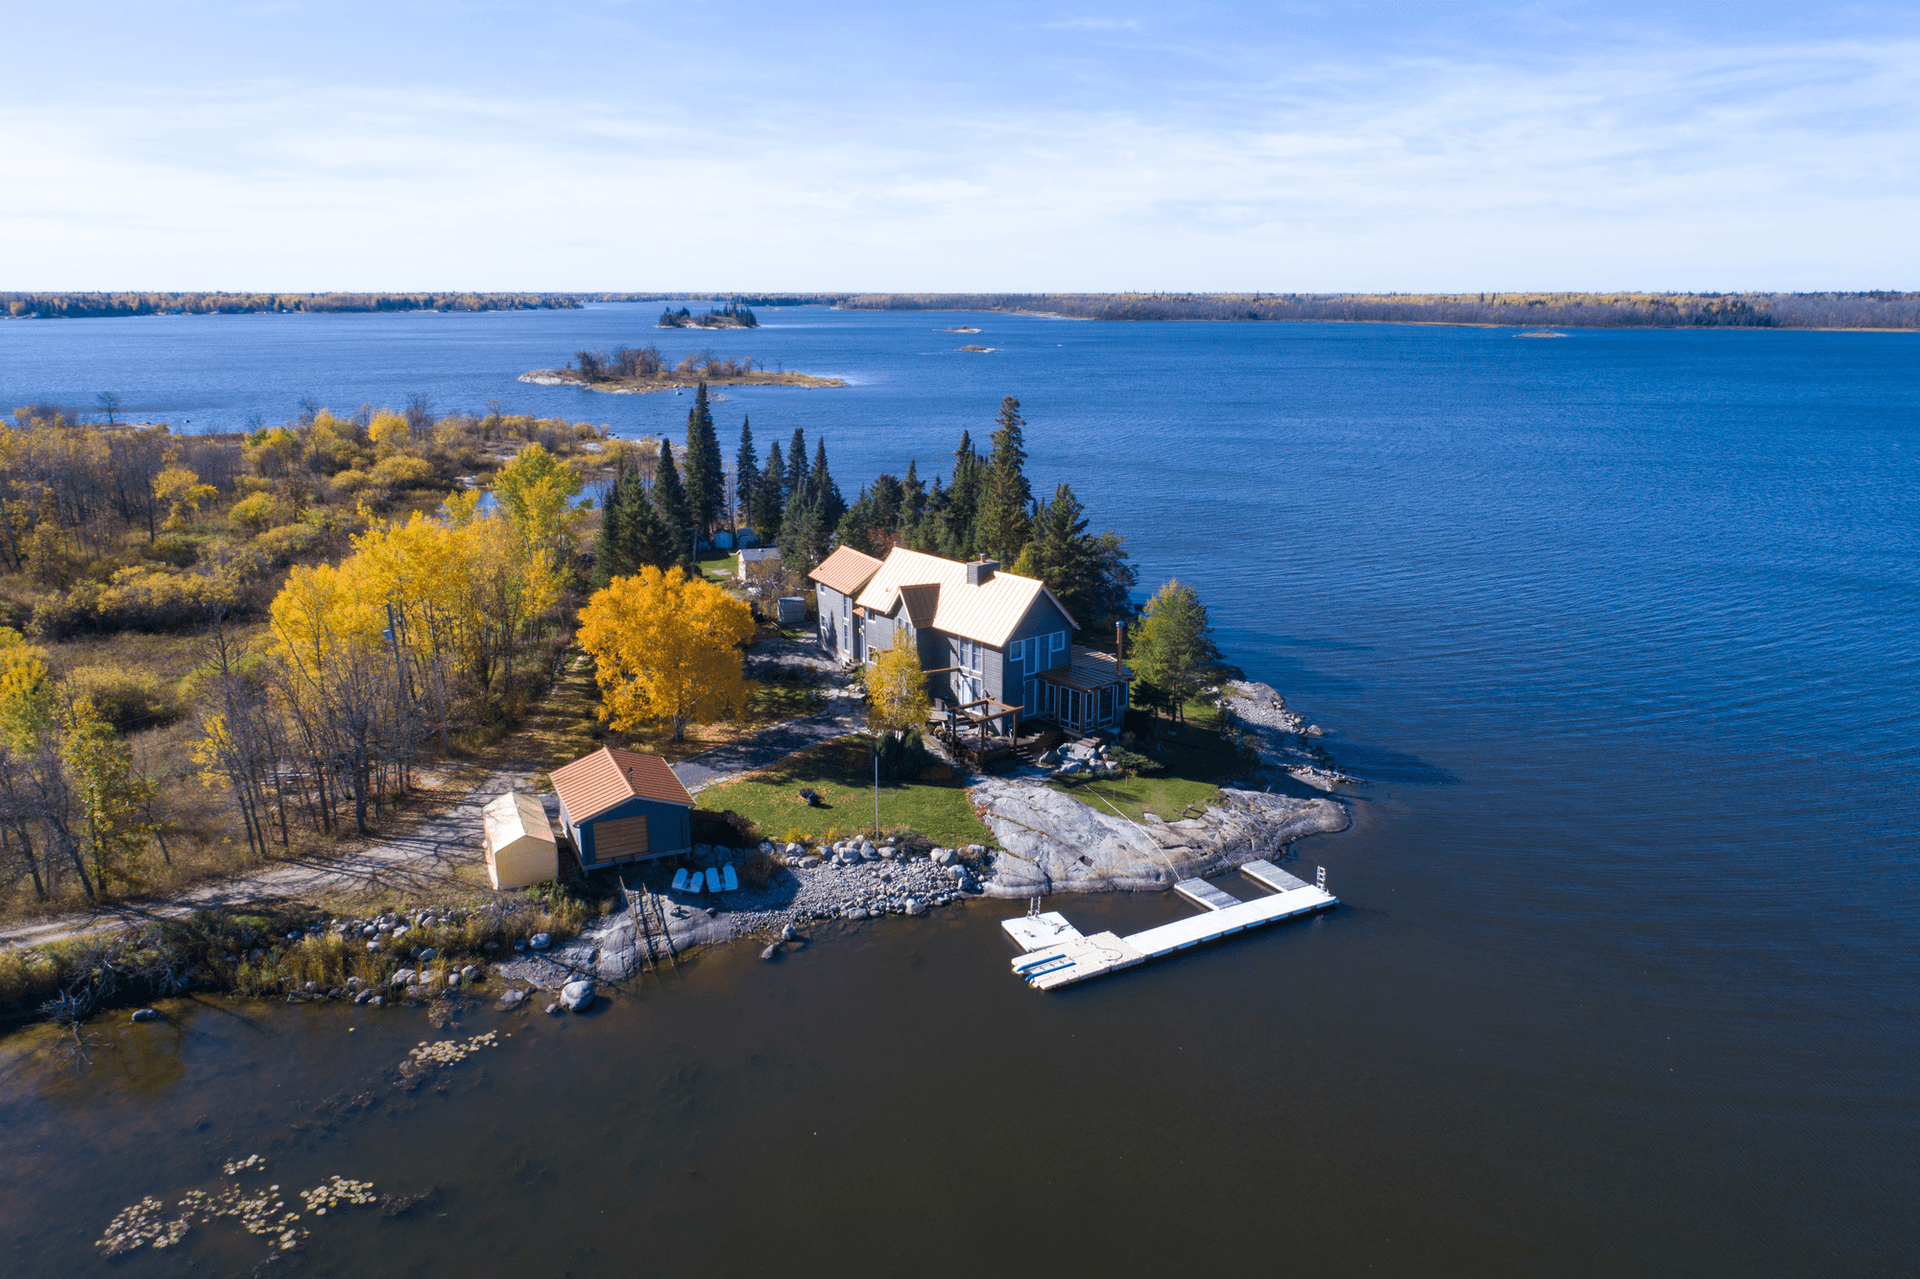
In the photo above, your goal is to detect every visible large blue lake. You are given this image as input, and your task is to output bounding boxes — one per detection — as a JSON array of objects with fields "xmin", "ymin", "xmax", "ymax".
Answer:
[{"xmin": 3, "ymin": 306, "xmax": 1916, "ymax": 1275}]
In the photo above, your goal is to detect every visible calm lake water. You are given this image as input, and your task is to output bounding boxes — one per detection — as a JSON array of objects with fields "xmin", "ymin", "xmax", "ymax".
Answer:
[{"xmin": 3, "ymin": 307, "xmax": 1918, "ymax": 1276}]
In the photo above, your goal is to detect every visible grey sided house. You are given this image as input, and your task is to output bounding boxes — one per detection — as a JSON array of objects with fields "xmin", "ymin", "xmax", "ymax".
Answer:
[
  {"xmin": 808, "ymin": 545, "xmax": 1132, "ymax": 736},
  {"xmin": 547, "ymin": 746, "xmax": 695, "ymax": 868}
]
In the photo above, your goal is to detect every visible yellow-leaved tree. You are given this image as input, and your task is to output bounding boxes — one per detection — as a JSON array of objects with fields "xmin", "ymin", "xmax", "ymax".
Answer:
[
  {"xmin": 578, "ymin": 566, "xmax": 755, "ymax": 741},
  {"xmin": 153, "ymin": 462, "xmax": 217, "ymax": 530},
  {"xmin": 867, "ymin": 632, "xmax": 929, "ymax": 734}
]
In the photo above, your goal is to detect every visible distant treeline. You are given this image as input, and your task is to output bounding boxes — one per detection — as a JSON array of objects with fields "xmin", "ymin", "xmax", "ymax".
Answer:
[
  {"xmin": 834, "ymin": 292, "xmax": 1920, "ymax": 330},
  {"xmin": 2, "ymin": 292, "xmax": 583, "ymax": 319}
]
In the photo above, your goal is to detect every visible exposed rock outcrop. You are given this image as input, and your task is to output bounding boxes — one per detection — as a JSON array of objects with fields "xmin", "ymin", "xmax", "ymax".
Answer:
[{"xmin": 971, "ymin": 779, "xmax": 1348, "ymax": 896}]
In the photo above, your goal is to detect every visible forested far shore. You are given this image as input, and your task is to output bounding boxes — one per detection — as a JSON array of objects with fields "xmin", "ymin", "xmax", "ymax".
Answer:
[
  {"xmin": 833, "ymin": 291, "xmax": 1920, "ymax": 329},
  {"xmin": 2, "ymin": 292, "xmax": 583, "ymax": 319}
]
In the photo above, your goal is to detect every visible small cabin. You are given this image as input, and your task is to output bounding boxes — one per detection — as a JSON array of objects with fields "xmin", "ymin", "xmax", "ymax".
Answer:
[
  {"xmin": 548, "ymin": 747, "xmax": 695, "ymax": 869},
  {"xmin": 481, "ymin": 791, "xmax": 559, "ymax": 889}
]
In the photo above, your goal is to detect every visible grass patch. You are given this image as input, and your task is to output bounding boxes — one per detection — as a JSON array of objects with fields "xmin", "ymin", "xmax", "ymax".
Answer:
[
  {"xmin": 696, "ymin": 550, "xmax": 737, "ymax": 581},
  {"xmin": 695, "ymin": 735, "xmax": 992, "ymax": 849},
  {"xmin": 1049, "ymin": 701, "xmax": 1262, "ymax": 825}
]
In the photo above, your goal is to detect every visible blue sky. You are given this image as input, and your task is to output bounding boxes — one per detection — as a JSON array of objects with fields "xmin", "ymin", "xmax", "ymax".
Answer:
[{"xmin": 5, "ymin": 2, "xmax": 1917, "ymax": 291}]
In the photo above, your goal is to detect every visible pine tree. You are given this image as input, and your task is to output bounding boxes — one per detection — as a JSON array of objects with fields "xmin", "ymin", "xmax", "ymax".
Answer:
[
  {"xmin": 735, "ymin": 415, "xmax": 759, "ymax": 527},
  {"xmin": 652, "ymin": 440, "xmax": 693, "ymax": 569},
  {"xmin": 683, "ymin": 383, "xmax": 723, "ymax": 537},
  {"xmin": 978, "ymin": 396, "xmax": 1033, "ymax": 564}
]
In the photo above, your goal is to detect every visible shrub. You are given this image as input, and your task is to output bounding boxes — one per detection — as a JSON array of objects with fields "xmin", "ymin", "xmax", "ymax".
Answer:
[
  {"xmin": 148, "ymin": 534, "xmax": 200, "ymax": 567},
  {"xmin": 332, "ymin": 469, "xmax": 373, "ymax": 495},
  {"xmin": 1106, "ymin": 745, "xmax": 1165, "ymax": 776},
  {"xmin": 230, "ymin": 492, "xmax": 279, "ymax": 532},
  {"xmin": 372, "ymin": 454, "xmax": 436, "ymax": 490},
  {"xmin": 69, "ymin": 670, "xmax": 182, "ymax": 732},
  {"xmin": 254, "ymin": 522, "xmax": 323, "ymax": 566},
  {"xmin": 30, "ymin": 566, "xmax": 245, "ymax": 638},
  {"xmin": 691, "ymin": 807, "xmax": 759, "ymax": 849}
]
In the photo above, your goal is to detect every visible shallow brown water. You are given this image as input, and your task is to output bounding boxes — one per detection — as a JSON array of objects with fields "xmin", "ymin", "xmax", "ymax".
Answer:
[{"xmin": 4, "ymin": 811, "xmax": 1909, "ymax": 1279}]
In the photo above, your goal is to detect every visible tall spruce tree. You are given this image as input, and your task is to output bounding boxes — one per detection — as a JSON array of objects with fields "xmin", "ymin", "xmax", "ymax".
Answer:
[
  {"xmin": 735, "ymin": 415, "xmax": 759, "ymax": 529},
  {"xmin": 978, "ymin": 396, "xmax": 1033, "ymax": 564},
  {"xmin": 652, "ymin": 439, "xmax": 694, "ymax": 568},
  {"xmin": 755, "ymin": 440, "xmax": 786, "ymax": 543},
  {"xmin": 787, "ymin": 427, "xmax": 809, "ymax": 498},
  {"xmin": 810, "ymin": 437, "xmax": 846, "ymax": 532},
  {"xmin": 682, "ymin": 383, "xmax": 723, "ymax": 537},
  {"xmin": 941, "ymin": 429, "xmax": 982, "ymax": 557}
]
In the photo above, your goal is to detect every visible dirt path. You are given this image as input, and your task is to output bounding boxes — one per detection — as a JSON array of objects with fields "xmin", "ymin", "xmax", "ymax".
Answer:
[{"xmin": 0, "ymin": 642, "xmax": 859, "ymax": 952}]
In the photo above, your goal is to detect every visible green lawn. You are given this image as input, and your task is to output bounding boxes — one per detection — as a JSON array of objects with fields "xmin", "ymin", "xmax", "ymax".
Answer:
[
  {"xmin": 697, "ymin": 549, "xmax": 738, "ymax": 581},
  {"xmin": 1048, "ymin": 698, "xmax": 1261, "ymax": 824},
  {"xmin": 696, "ymin": 735, "xmax": 994, "ymax": 848}
]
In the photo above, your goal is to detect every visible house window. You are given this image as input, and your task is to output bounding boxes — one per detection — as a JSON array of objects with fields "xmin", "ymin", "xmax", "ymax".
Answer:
[
  {"xmin": 1051, "ymin": 631, "xmax": 1067, "ymax": 662},
  {"xmin": 1010, "ymin": 639, "xmax": 1025, "ymax": 667},
  {"xmin": 843, "ymin": 594, "xmax": 849, "ymax": 617},
  {"xmin": 1099, "ymin": 686, "xmax": 1115, "ymax": 723}
]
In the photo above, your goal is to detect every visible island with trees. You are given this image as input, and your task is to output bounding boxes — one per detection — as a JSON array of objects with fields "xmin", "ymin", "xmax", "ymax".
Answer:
[
  {"xmin": 520, "ymin": 342, "xmax": 845, "ymax": 394},
  {"xmin": 659, "ymin": 302, "xmax": 758, "ymax": 329}
]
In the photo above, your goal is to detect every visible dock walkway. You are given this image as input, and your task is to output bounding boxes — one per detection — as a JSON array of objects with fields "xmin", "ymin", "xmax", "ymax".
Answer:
[{"xmin": 1002, "ymin": 858, "xmax": 1335, "ymax": 991}]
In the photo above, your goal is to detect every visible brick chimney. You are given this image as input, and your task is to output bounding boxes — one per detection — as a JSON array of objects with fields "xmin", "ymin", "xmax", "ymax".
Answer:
[{"xmin": 966, "ymin": 559, "xmax": 998, "ymax": 586}]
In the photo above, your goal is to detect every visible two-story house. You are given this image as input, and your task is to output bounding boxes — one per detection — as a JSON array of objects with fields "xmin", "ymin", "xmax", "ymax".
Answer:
[{"xmin": 808, "ymin": 545, "xmax": 1131, "ymax": 736}]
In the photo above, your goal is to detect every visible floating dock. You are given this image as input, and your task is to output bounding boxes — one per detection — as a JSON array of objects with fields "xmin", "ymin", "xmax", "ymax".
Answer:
[{"xmin": 1004, "ymin": 859, "xmax": 1337, "ymax": 991}]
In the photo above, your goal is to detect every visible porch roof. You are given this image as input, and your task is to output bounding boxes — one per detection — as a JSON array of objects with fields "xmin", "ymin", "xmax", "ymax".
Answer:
[{"xmin": 1036, "ymin": 646, "xmax": 1132, "ymax": 692}]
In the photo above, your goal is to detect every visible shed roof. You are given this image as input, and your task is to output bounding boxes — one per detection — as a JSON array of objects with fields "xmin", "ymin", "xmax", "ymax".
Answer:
[
  {"xmin": 808, "ymin": 545, "xmax": 885, "ymax": 596},
  {"xmin": 482, "ymin": 792, "xmax": 555, "ymax": 848},
  {"xmin": 549, "ymin": 747, "xmax": 694, "ymax": 823},
  {"xmin": 856, "ymin": 547, "xmax": 1079, "ymax": 648},
  {"xmin": 1036, "ymin": 645, "xmax": 1132, "ymax": 692}
]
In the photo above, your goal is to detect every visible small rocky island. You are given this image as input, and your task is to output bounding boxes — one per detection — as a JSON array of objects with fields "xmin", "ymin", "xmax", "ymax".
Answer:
[{"xmin": 521, "ymin": 342, "xmax": 846, "ymax": 394}]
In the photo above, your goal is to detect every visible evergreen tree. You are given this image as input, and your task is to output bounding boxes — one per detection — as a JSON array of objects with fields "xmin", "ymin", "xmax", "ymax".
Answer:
[
  {"xmin": 593, "ymin": 472, "xmax": 635, "ymax": 585},
  {"xmin": 902, "ymin": 460, "xmax": 926, "ymax": 526},
  {"xmin": 940, "ymin": 430, "xmax": 982, "ymax": 557},
  {"xmin": 810, "ymin": 437, "xmax": 846, "ymax": 532},
  {"xmin": 838, "ymin": 487, "xmax": 879, "ymax": 557},
  {"xmin": 652, "ymin": 439, "xmax": 693, "ymax": 569},
  {"xmin": 682, "ymin": 383, "xmax": 723, "ymax": 537},
  {"xmin": 735, "ymin": 415, "xmax": 759, "ymax": 527},
  {"xmin": 1010, "ymin": 483, "xmax": 1137, "ymax": 633},
  {"xmin": 787, "ymin": 427, "xmax": 809, "ymax": 498},
  {"xmin": 755, "ymin": 440, "xmax": 786, "ymax": 543},
  {"xmin": 978, "ymin": 396, "xmax": 1033, "ymax": 564}
]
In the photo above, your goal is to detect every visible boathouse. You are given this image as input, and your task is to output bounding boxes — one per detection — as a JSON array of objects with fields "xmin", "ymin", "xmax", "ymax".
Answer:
[{"xmin": 548, "ymin": 747, "xmax": 695, "ymax": 868}]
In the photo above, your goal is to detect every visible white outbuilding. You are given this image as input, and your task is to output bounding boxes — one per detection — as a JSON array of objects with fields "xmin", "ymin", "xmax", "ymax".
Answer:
[{"xmin": 481, "ymin": 792, "xmax": 559, "ymax": 890}]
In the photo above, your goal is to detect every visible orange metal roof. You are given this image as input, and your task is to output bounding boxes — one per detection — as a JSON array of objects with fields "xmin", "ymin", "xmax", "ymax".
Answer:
[
  {"xmin": 808, "ymin": 545, "xmax": 884, "ymax": 596},
  {"xmin": 549, "ymin": 746, "xmax": 693, "ymax": 823},
  {"xmin": 856, "ymin": 548, "xmax": 1079, "ymax": 647},
  {"xmin": 897, "ymin": 582, "xmax": 941, "ymax": 627}
]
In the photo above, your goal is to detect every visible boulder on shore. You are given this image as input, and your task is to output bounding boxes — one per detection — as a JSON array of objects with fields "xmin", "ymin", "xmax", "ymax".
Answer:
[{"xmin": 560, "ymin": 980, "xmax": 595, "ymax": 1012}]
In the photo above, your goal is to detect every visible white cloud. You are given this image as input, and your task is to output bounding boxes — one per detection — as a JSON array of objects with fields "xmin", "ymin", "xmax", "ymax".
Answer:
[{"xmin": 1, "ymin": 30, "xmax": 1916, "ymax": 290}]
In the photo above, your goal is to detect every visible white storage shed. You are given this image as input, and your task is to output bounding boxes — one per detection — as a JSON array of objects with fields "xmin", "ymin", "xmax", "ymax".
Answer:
[{"xmin": 481, "ymin": 791, "xmax": 559, "ymax": 890}]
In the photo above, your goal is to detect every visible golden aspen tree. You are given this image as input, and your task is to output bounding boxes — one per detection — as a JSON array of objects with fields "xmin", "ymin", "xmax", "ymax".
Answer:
[
  {"xmin": 577, "ymin": 566, "xmax": 755, "ymax": 741},
  {"xmin": 867, "ymin": 632, "xmax": 930, "ymax": 733}
]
